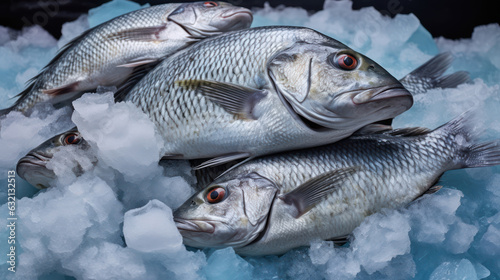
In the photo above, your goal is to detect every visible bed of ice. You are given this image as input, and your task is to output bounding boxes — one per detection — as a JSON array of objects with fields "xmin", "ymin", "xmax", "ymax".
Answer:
[{"xmin": 1, "ymin": 0, "xmax": 499, "ymax": 279}]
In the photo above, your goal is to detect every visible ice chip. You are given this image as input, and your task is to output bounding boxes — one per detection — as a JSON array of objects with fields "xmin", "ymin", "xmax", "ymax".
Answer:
[
  {"xmin": 123, "ymin": 199, "xmax": 183, "ymax": 254},
  {"xmin": 204, "ymin": 248, "xmax": 254, "ymax": 280},
  {"xmin": 430, "ymin": 259, "xmax": 478, "ymax": 280},
  {"xmin": 444, "ymin": 221, "xmax": 478, "ymax": 254}
]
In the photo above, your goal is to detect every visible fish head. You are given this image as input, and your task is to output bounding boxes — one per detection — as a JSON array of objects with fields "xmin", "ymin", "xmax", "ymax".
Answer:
[
  {"xmin": 174, "ymin": 173, "xmax": 277, "ymax": 249},
  {"xmin": 16, "ymin": 128, "xmax": 92, "ymax": 189},
  {"xmin": 167, "ymin": 1, "xmax": 253, "ymax": 38},
  {"xmin": 268, "ymin": 42, "xmax": 413, "ymax": 130}
]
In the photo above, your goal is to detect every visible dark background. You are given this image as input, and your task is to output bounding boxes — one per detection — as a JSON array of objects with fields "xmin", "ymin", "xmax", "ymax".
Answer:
[{"xmin": 0, "ymin": 0, "xmax": 498, "ymax": 39}]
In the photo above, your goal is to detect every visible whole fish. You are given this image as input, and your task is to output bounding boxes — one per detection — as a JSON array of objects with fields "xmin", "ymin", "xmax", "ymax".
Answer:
[
  {"xmin": 0, "ymin": 1, "xmax": 252, "ymax": 115},
  {"xmin": 173, "ymin": 113, "xmax": 500, "ymax": 256},
  {"xmin": 16, "ymin": 52, "xmax": 466, "ymax": 189},
  {"xmin": 120, "ymin": 26, "xmax": 413, "ymax": 166}
]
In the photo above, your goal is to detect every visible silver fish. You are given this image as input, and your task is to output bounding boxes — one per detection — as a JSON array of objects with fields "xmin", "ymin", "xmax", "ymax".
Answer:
[
  {"xmin": 120, "ymin": 26, "xmax": 412, "ymax": 167},
  {"xmin": 16, "ymin": 52, "xmax": 463, "ymax": 189},
  {"xmin": 0, "ymin": 1, "xmax": 252, "ymax": 115},
  {"xmin": 174, "ymin": 113, "xmax": 500, "ymax": 256}
]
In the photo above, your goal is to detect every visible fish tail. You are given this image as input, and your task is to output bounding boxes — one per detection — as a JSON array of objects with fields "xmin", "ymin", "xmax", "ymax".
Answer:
[
  {"xmin": 400, "ymin": 52, "xmax": 470, "ymax": 94},
  {"xmin": 0, "ymin": 106, "xmax": 13, "ymax": 117},
  {"xmin": 434, "ymin": 111, "xmax": 500, "ymax": 168}
]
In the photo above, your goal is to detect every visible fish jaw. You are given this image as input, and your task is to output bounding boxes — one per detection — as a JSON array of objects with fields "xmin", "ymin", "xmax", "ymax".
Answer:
[{"xmin": 17, "ymin": 153, "xmax": 55, "ymax": 189}]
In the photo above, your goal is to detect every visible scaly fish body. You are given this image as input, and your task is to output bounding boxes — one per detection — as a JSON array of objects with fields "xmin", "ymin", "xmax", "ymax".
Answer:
[
  {"xmin": 16, "ymin": 50, "xmax": 466, "ymax": 189},
  {"xmin": 174, "ymin": 113, "xmax": 500, "ymax": 256},
  {"xmin": 2, "ymin": 2, "xmax": 252, "ymax": 115},
  {"xmin": 123, "ymin": 26, "xmax": 412, "ymax": 162}
]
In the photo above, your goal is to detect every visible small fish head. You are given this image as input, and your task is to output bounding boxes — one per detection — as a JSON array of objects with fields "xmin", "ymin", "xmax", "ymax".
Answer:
[
  {"xmin": 16, "ymin": 128, "xmax": 91, "ymax": 189},
  {"xmin": 268, "ymin": 43, "xmax": 412, "ymax": 130},
  {"xmin": 174, "ymin": 173, "xmax": 277, "ymax": 249},
  {"xmin": 167, "ymin": 2, "xmax": 252, "ymax": 38}
]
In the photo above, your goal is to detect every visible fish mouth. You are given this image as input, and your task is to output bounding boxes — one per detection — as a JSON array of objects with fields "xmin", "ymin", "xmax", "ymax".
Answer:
[
  {"xmin": 174, "ymin": 218, "xmax": 216, "ymax": 234},
  {"xmin": 17, "ymin": 153, "xmax": 51, "ymax": 169},
  {"xmin": 351, "ymin": 85, "xmax": 412, "ymax": 105}
]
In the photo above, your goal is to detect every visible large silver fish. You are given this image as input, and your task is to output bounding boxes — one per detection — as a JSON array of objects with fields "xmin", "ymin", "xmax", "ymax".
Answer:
[
  {"xmin": 174, "ymin": 113, "xmax": 500, "ymax": 256},
  {"xmin": 120, "ymin": 26, "xmax": 413, "ymax": 166},
  {"xmin": 16, "ymin": 53, "xmax": 466, "ymax": 189},
  {"xmin": 0, "ymin": 1, "xmax": 252, "ymax": 115}
]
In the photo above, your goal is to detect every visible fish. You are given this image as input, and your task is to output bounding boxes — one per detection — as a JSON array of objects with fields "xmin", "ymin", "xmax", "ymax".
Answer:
[
  {"xmin": 173, "ymin": 112, "xmax": 500, "ymax": 256},
  {"xmin": 16, "ymin": 52, "xmax": 466, "ymax": 189},
  {"xmin": 16, "ymin": 128, "xmax": 95, "ymax": 189},
  {"xmin": 0, "ymin": 1, "xmax": 252, "ymax": 116},
  {"xmin": 119, "ymin": 26, "xmax": 413, "ymax": 167}
]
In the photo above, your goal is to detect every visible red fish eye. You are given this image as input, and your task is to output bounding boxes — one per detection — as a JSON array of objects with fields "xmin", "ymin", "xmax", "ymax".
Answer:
[
  {"xmin": 64, "ymin": 133, "xmax": 81, "ymax": 145},
  {"xmin": 337, "ymin": 54, "xmax": 358, "ymax": 70},
  {"xmin": 206, "ymin": 187, "xmax": 226, "ymax": 203},
  {"xmin": 204, "ymin": 1, "xmax": 218, "ymax": 7}
]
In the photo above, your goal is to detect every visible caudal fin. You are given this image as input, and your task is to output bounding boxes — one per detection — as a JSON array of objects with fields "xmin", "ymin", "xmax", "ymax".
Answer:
[
  {"xmin": 433, "ymin": 112, "xmax": 500, "ymax": 169},
  {"xmin": 400, "ymin": 52, "xmax": 470, "ymax": 94}
]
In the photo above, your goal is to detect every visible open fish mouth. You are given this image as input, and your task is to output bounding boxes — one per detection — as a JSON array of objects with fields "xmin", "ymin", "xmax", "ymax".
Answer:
[
  {"xmin": 351, "ymin": 85, "xmax": 412, "ymax": 105},
  {"xmin": 174, "ymin": 218, "xmax": 216, "ymax": 233}
]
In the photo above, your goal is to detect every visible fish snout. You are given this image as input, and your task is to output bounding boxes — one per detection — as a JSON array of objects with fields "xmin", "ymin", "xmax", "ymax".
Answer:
[
  {"xmin": 174, "ymin": 218, "xmax": 215, "ymax": 234},
  {"xmin": 218, "ymin": 8, "xmax": 253, "ymax": 30},
  {"xmin": 352, "ymin": 85, "xmax": 412, "ymax": 105},
  {"xmin": 16, "ymin": 152, "xmax": 55, "ymax": 189}
]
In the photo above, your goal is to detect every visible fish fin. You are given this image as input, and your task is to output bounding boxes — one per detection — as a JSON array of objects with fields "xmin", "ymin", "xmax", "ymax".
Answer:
[
  {"xmin": 435, "ymin": 71, "xmax": 470, "ymax": 89},
  {"xmin": 384, "ymin": 127, "xmax": 432, "ymax": 137},
  {"xmin": 108, "ymin": 25, "xmax": 167, "ymax": 42},
  {"xmin": 279, "ymin": 167, "xmax": 358, "ymax": 218},
  {"xmin": 431, "ymin": 111, "xmax": 500, "ymax": 168},
  {"xmin": 114, "ymin": 60, "xmax": 160, "ymax": 102},
  {"xmin": 193, "ymin": 152, "xmax": 251, "ymax": 170},
  {"xmin": 41, "ymin": 82, "xmax": 80, "ymax": 96},
  {"xmin": 177, "ymin": 80, "xmax": 268, "ymax": 120},
  {"xmin": 353, "ymin": 124, "xmax": 393, "ymax": 135},
  {"xmin": 328, "ymin": 235, "xmax": 350, "ymax": 246},
  {"xmin": 400, "ymin": 52, "xmax": 470, "ymax": 94},
  {"xmin": 160, "ymin": 154, "xmax": 184, "ymax": 160},
  {"xmin": 423, "ymin": 185, "xmax": 443, "ymax": 195},
  {"xmin": 117, "ymin": 58, "xmax": 158, "ymax": 68}
]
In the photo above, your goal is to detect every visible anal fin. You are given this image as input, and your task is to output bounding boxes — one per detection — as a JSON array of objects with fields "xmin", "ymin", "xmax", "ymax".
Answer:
[{"xmin": 193, "ymin": 152, "xmax": 251, "ymax": 170}]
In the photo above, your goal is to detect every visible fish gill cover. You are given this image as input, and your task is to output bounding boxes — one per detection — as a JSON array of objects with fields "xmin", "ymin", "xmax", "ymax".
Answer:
[{"xmin": 0, "ymin": 0, "xmax": 499, "ymax": 279}]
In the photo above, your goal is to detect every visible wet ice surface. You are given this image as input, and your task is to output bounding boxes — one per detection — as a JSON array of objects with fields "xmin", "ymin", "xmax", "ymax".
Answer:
[{"xmin": 1, "ymin": 0, "xmax": 499, "ymax": 279}]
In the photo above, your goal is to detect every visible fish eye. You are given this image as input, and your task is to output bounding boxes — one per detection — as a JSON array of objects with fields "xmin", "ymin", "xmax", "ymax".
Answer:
[
  {"xmin": 334, "ymin": 53, "xmax": 358, "ymax": 70},
  {"xmin": 203, "ymin": 1, "xmax": 218, "ymax": 7},
  {"xmin": 206, "ymin": 186, "xmax": 227, "ymax": 203},
  {"xmin": 64, "ymin": 133, "xmax": 82, "ymax": 145}
]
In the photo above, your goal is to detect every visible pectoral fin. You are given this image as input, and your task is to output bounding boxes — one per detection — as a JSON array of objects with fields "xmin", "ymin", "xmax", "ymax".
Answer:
[
  {"xmin": 108, "ymin": 25, "xmax": 167, "ymax": 42},
  {"xmin": 176, "ymin": 80, "xmax": 267, "ymax": 120},
  {"xmin": 42, "ymin": 81, "xmax": 80, "ymax": 96},
  {"xmin": 279, "ymin": 167, "xmax": 357, "ymax": 218}
]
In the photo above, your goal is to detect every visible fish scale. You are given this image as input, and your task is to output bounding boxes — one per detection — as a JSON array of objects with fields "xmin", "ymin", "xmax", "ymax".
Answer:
[
  {"xmin": 2, "ymin": 2, "xmax": 253, "ymax": 115},
  {"xmin": 174, "ymin": 113, "xmax": 500, "ymax": 256},
  {"xmin": 124, "ymin": 26, "xmax": 412, "ymax": 161}
]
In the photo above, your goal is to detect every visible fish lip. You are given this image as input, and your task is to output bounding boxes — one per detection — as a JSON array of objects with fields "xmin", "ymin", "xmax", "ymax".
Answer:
[
  {"xmin": 174, "ymin": 218, "xmax": 216, "ymax": 234},
  {"xmin": 351, "ymin": 85, "xmax": 412, "ymax": 105},
  {"xmin": 220, "ymin": 9, "xmax": 253, "ymax": 20},
  {"xmin": 17, "ymin": 153, "xmax": 50, "ymax": 167}
]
